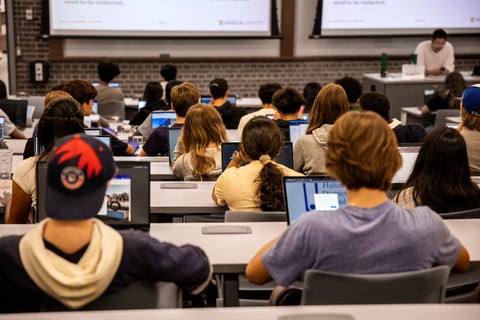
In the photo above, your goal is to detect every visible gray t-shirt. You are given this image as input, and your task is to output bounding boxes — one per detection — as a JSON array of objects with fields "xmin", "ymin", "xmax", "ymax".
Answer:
[{"xmin": 262, "ymin": 201, "xmax": 461, "ymax": 287}]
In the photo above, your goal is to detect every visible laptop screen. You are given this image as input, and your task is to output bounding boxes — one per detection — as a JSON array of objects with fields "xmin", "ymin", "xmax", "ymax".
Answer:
[
  {"xmin": 284, "ymin": 176, "xmax": 348, "ymax": 225},
  {"xmin": 200, "ymin": 95, "xmax": 237, "ymax": 105},
  {"xmin": 0, "ymin": 116, "xmax": 4, "ymax": 140},
  {"xmin": 221, "ymin": 141, "xmax": 293, "ymax": 171},
  {"xmin": 151, "ymin": 111, "xmax": 176, "ymax": 130},
  {"xmin": 36, "ymin": 160, "xmax": 151, "ymax": 231},
  {"xmin": 168, "ymin": 127, "xmax": 183, "ymax": 164},
  {"xmin": 289, "ymin": 119, "xmax": 309, "ymax": 144},
  {"xmin": 0, "ymin": 99, "xmax": 28, "ymax": 129}
]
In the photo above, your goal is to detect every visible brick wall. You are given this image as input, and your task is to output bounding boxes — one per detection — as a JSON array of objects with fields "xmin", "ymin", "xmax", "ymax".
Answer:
[{"xmin": 10, "ymin": 1, "xmax": 480, "ymax": 98}]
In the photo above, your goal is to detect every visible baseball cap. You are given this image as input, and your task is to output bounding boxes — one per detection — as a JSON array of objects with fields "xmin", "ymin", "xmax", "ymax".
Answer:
[
  {"xmin": 46, "ymin": 133, "xmax": 116, "ymax": 220},
  {"xmin": 461, "ymin": 84, "xmax": 480, "ymax": 116}
]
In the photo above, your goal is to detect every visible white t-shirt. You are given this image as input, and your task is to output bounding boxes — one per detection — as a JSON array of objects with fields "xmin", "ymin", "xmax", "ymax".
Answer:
[{"xmin": 414, "ymin": 40, "xmax": 455, "ymax": 72}]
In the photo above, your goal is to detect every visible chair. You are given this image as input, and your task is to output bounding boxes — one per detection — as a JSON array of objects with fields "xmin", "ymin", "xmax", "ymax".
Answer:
[
  {"xmin": 224, "ymin": 210, "xmax": 286, "ymax": 222},
  {"xmin": 97, "ymin": 101, "xmax": 126, "ymax": 121},
  {"xmin": 301, "ymin": 266, "xmax": 450, "ymax": 305},
  {"xmin": 41, "ymin": 281, "xmax": 182, "ymax": 311},
  {"xmin": 439, "ymin": 208, "xmax": 480, "ymax": 219},
  {"xmin": 433, "ymin": 109, "xmax": 460, "ymax": 129}
]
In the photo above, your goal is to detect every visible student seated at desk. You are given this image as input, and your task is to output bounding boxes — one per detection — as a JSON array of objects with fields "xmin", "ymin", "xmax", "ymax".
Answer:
[
  {"xmin": 138, "ymin": 82, "xmax": 198, "ymax": 157},
  {"xmin": 172, "ymin": 104, "xmax": 227, "ymax": 181},
  {"xmin": 272, "ymin": 87, "xmax": 305, "ymax": 141},
  {"xmin": 129, "ymin": 81, "xmax": 168, "ymax": 126},
  {"xmin": 458, "ymin": 84, "xmax": 480, "ymax": 172},
  {"xmin": 213, "ymin": 117, "xmax": 302, "ymax": 211},
  {"xmin": 421, "ymin": 71, "xmax": 466, "ymax": 114},
  {"xmin": 394, "ymin": 127, "xmax": 480, "ymax": 212},
  {"xmin": 246, "ymin": 111, "xmax": 469, "ymax": 289},
  {"xmin": 0, "ymin": 80, "xmax": 26, "ymax": 139},
  {"xmin": 360, "ymin": 92, "xmax": 426, "ymax": 144},
  {"xmin": 0, "ymin": 134, "xmax": 212, "ymax": 313},
  {"xmin": 208, "ymin": 78, "xmax": 246, "ymax": 129},
  {"xmin": 335, "ymin": 76, "xmax": 363, "ymax": 111}
]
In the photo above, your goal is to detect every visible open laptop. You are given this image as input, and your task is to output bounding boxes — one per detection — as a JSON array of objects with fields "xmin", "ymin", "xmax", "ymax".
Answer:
[
  {"xmin": 151, "ymin": 110, "xmax": 176, "ymax": 130},
  {"xmin": 36, "ymin": 160, "xmax": 151, "ymax": 231},
  {"xmin": 424, "ymin": 89, "xmax": 440, "ymax": 105},
  {"xmin": 392, "ymin": 146, "xmax": 420, "ymax": 184},
  {"xmin": 283, "ymin": 176, "xmax": 348, "ymax": 225},
  {"xmin": 167, "ymin": 127, "xmax": 183, "ymax": 165},
  {"xmin": 0, "ymin": 99, "xmax": 28, "ymax": 130},
  {"xmin": 201, "ymin": 95, "xmax": 237, "ymax": 105},
  {"xmin": 221, "ymin": 141, "xmax": 293, "ymax": 171},
  {"xmin": 288, "ymin": 119, "xmax": 309, "ymax": 144}
]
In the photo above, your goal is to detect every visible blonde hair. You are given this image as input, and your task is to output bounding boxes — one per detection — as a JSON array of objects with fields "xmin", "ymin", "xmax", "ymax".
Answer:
[
  {"xmin": 461, "ymin": 108, "xmax": 480, "ymax": 131},
  {"xmin": 43, "ymin": 90, "xmax": 73, "ymax": 108},
  {"xmin": 326, "ymin": 111, "xmax": 402, "ymax": 191},
  {"xmin": 181, "ymin": 103, "xmax": 228, "ymax": 179},
  {"xmin": 306, "ymin": 83, "xmax": 349, "ymax": 134}
]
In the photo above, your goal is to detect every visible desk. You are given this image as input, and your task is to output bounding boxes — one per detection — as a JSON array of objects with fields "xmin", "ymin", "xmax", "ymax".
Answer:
[
  {"xmin": 363, "ymin": 72, "xmax": 479, "ymax": 120},
  {"xmin": 5, "ymin": 139, "xmax": 28, "ymax": 155},
  {"xmin": 400, "ymin": 107, "xmax": 436, "ymax": 126},
  {"xmin": 2, "ymin": 304, "xmax": 480, "ymax": 320}
]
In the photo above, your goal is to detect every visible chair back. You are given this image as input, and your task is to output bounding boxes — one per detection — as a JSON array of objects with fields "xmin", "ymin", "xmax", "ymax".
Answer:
[
  {"xmin": 438, "ymin": 207, "xmax": 480, "ymax": 219},
  {"xmin": 41, "ymin": 281, "xmax": 181, "ymax": 311},
  {"xmin": 301, "ymin": 266, "xmax": 449, "ymax": 305},
  {"xmin": 97, "ymin": 101, "xmax": 126, "ymax": 120},
  {"xmin": 434, "ymin": 109, "xmax": 460, "ymax": 129},
  {"xmin": 224, "ymin": 210, "xmax": 286, "ymax": 222}
]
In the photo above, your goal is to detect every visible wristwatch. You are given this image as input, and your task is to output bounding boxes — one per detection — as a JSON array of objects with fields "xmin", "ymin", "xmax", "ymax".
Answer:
[{"xmin": 230, "ymin": 151, "xmax": 244, "ymax": 166}]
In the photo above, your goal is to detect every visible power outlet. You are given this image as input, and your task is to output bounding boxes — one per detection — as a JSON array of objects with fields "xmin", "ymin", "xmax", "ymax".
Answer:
[{"xmin": 26, "ymin": 9, "xmax": 33, "ymax": 20}]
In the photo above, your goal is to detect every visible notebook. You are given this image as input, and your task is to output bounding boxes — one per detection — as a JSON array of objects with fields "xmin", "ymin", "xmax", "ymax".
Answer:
[
  {"xmin": 283, "ymin": 175, "xmax": 347, "ymax": 225},
  {"xmin": 0, "ymin": 99, "xmax": 28, "ymax": 130},
  {"xmin": 288, "ymin": 119, "xmax": 309, "ymax": 144},
  {"xmin": 221, "ymin": 141, "xmax": 293, "ymax": 171},
  {"xmin": 167, "ymin": 127, "xmax": 183, "ymax": 165},
  {"xmin": 36, "ymin": 160, "xmax": 151, "ymax": 231},
  {"xmin": 151, "ymin": 110, "xmax": 176, "ymax": 130},
  {"xmin": 200, "ymin": 95, "xmax": 237, "ymax": 105}
]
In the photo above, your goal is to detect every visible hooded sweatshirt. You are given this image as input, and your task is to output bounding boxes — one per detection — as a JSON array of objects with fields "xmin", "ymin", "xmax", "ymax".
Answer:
[{"xmin": 293, "ymin": 124, "xmax": 332, "ymax": 175}]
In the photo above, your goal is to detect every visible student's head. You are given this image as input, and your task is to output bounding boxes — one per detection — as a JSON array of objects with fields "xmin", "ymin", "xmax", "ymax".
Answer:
[
  {"xmin": 445, "ymin": 71, "xmax": 467, "ymax": 97},
  {"xmin": 45, "ymin": 134, "xmax": 115, "ymax": 220},
  {"xmin": 0, "ymin": 80, "xmax": 7, "ymax": 99},
  {"xmin": 62, "ymin": 80, "xmax": 97, "ymax": 116},
  {"xmin": 209, "ymin": 78, "xmax": 229, "ymax": 99},
  {"xmin": 302, "ymin": 82, "xmax": 322, "ymax": 114},
  {"xmin": 37, "ymin": 97, "xmax": 85, "ymax": 156},
  {"xmin": 170, "ymin": 82, "xmax": 200, "ymax": 117},
  {"xmin": 307, "ymin": 83, "xmax": 349, "ymax": 134},
  {"xmin": 143, "ymin": 81, "xmax": 163, "ymax": 104},
  {"xmin": 43, "ymin": 90, "xmax": 73, "ymax": 108},
  {"xmin": 241, "ymin": 116, "xmax": 285, "ymax": 211},
  {"xmin": 335, "ymin": 76, "xmax": 363, "ymax": 105},
  {"xmin": 359, "ymin": 92, "xmax": 390, "ymax": 122},
  {"xmin": 258, "ymin": 83, "xmax": 282, "ymax": 106},
  {"xmin": 460, "ymin": 84, "xmax": 480, "ymax": 130},
  {"xmin": 326, "ymin": 111, "xmax": 402, "ymax": 191},
  {"xmin": 271, "ymin": 87, "xmax": 305, "ymax": 118},
  {"xmin": 97, "ymin": 62, "xmax": 120, "ymax": 83},
  {"xmin": 165, "ymin": 80, "xmax": 183, "ymax": 105},
  {"xmin": 160, "ymin": 64, "xmax": 177, "ymax": 81},
  {"xmin": 431, "ymin": 29, "xmax": 447, "ymax": 53}
]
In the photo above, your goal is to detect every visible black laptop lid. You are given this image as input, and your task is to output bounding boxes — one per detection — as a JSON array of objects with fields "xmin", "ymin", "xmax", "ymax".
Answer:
[
  {"xmin": 36, "ymin": 160, "xmax": 151, "ymax": 231},
  {"xmin": 0, "ymin": 99, "xmax": 28, "ymax": 129},
  {"xmin": 221, "ymin": 141, "xmax": 293, "ymax": 171}
]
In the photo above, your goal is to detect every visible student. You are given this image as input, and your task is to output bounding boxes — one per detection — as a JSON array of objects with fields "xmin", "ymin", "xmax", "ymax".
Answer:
[
  {"xmin": 213, "ymin": 117, "xmax": 302, "ymax": 211},
  {"xmin": 6, "ymin": 97, "xmax": 85, "ymax": 224},
  {"xmin": 138, "ymin": 82, "xmax": 199, "ymax": 157},
  {"xmin": 160, "ymin": 64, "xmax": 178, "ymax": 101},
  {"xmin": 237, "ymin": 82, "xmax": 282, "ymax": 139},
  {"xmin": 209, "ymin": 78, "xmax": 246, "ymax": 129},
  {"xmin": 246, "ymin": 111, "xmax": 469, "ymax": 288},
  {"xmin": 0, "ymin": 80, "xmax": 26, "ymax": 139},
  {"xmin": 95, "ymin": 61, "xmax": 124, "ymax": 104},
  {"xmin": 335, "ymin": 76, "xmax": 362, "ymax": 110},
  {"xmin": 394, "ymin": 127, "xmax": 480, "ymax": 212},
  {"xmin": 414, "ymin": 29, "xmax": 455, "ymax": 76},
  {"xmin": 359, "ymin": 92, "xmax": 426, "ymax": 144},
  {"xmin": 172, "ymin": 104, "xmax": 227, "ymax": 180},
  {"xmin": 293, "ymin": 83, "xmax": 349, "ymax": 175},
  {"xmin": 271, "ymin": 87, "xmax": 305, "ymax": 141},
  {"xmin": 302, "ymin": 82, "xmax": 322, "ymax": 114},
  {"xmin": 0, "ymin": 134, "xmax": 212, "ymax": 313},
  {"xmin": 129, "ymin": 81, "xmax": 168, "ymax": 126},
  {"xmin": 458, "ymin": 84, "xmax": 480, "ymax": 172},
  {"xmin": 421, "ymin": 71, "xmax": 467, "ymax": 114}
]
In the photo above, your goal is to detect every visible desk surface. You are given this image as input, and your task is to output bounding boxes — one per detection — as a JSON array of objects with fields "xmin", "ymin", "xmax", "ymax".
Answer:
[
  {"xmin": 2, "ymin": 304, "xmax": 480, "ymax": 320},
  {"xmin": 364, "ymin": 72, "xmax": 480, "ymax": 84}
]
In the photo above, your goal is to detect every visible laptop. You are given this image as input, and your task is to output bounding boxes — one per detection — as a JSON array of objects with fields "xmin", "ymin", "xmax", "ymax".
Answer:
[
  {"xmin": 221, "ymin": 141, "xmax": 293, "ymax": 171},
  {"xmin": 392, "ymin": 146, "xmax": 420, "ymax": 184},
  {"xmin": 0, "ymin": 116, "xmax": 4, "ymax": 141},
  {"xmin": 94, "ymin": 135, "xmax": 112, "ymax": 149},
  {"xmin": 36, "ymin": 160, "xmax": 151, "ymax": 231},
  {"xmin": 92, "ymin": 82, "xmax": 120, "ymax": 88},
  {"xmin": 167, "ymin": 127, "xmax": 183, "ymax": 165},
  {"xmin": 424, "ymin": 89, "xmax": 440, "ymax": 105},
  {"xmin": 151, "ymin": 110, "xmax": 176, "ymax": 130},
  {"xmin": 200, "ymin": 95, "xmax": 237, "ymax": 105},
  {"xmin": 283, "ymin": 175, "xmax": 348, "ymax": 225},
  {"xmin": 288, "ymin": 119, "xmax": 309, "ymax": 144},
  {"xmin": 0, "ymin": 99, "xmax": 28, "ymax": 130}
]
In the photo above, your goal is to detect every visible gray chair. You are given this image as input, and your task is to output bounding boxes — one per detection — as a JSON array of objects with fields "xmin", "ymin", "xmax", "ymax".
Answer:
[
  {"xmin": 42, "ymin": 281, "xmax": 182, "ymax": 311},
  {"xmin": 301, "ymin": 266, "xmax": 450, "ymax": 305},
  {"xmin": 224, "ymin": 210, "xmax": 286, "ymax": 222},
  {"xmin": 97, "ymin": 101, "xmax": 126, "ymax": 121},
  {"xmin": 434, "ymin": 109, "xmax": 460, "ymax": 129},
  {"xmin": 439, "ymin": 208, "xmax": 480, "ymax": 219}
]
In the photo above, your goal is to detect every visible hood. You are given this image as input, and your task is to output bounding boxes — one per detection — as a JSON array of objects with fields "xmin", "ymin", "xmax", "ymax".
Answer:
[{"xmin": 311, "ymin": 124, "xmax": 334, "ymax": 146}]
